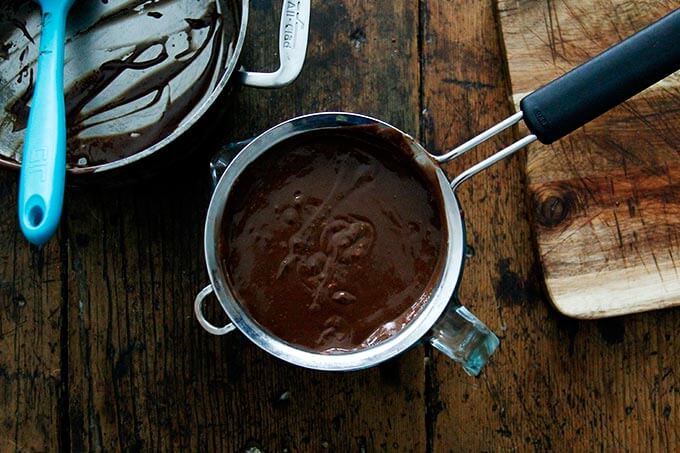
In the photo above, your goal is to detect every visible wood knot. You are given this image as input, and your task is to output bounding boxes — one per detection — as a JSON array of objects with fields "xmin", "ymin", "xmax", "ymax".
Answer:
[
  {"xmin": 538, "ymin": 195, "xmax": 569, "ymax": 227},
  {"xmin": 533, "ymin": 184, "xmax": 580, "ymax": 228}
]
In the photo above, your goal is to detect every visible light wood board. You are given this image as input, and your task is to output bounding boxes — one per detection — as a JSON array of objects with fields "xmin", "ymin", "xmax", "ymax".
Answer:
[{"xmin": 499, "ymin": 0, "xmax": 680, "ymax": 318}]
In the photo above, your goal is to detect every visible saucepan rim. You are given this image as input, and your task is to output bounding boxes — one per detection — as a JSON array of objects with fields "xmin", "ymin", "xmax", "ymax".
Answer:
[{"xmin": 202, "ymin": 111, "xmax": 467, "ymax": 371}]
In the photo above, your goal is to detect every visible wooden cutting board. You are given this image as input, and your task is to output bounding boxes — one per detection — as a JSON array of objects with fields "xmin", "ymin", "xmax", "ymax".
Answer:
[{"xmin": 498, "ymin": 0, "xmax": 680, "ymax": 318}]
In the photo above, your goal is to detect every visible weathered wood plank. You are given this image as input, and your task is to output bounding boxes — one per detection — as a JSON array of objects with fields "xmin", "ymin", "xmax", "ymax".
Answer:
[
  {"xmin": 422, "ymin": 0, "xmax": 680, "ymax": 450},
  {"xmin": 420, "ymin": 0, "xmax": 540, "ymax": 449},
  {"xmin": 66, "ymin": 1, "xmax": 426, "ymax": 450},
  {"xmin": 500, "ymin": 0, "xmax": 680, "ymax": 318},
  {"xmin": 0, "ymin": 172, "xmax": 65, "ymax": 451}
]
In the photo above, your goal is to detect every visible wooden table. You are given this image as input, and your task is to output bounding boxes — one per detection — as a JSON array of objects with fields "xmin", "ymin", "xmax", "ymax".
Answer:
[{"xmin": 1, "ymin": 1, "xmax": 679, "ymax": 450}]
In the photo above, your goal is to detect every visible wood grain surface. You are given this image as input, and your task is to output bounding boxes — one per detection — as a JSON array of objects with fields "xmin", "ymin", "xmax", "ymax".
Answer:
[
  {"xmin": 499, "ymin": 0, "xmax": 680, "ymax": 318},
  {"xmin": 1, "ymin": 0, "xmax": 680, "ymax": 451},
  {"xmin": 66, "ymin": 1, "xmax": 426, "ymax": 450},
  {"xmin": 0, "ymin": 173, "xmax": 66, "ymax": 451}
]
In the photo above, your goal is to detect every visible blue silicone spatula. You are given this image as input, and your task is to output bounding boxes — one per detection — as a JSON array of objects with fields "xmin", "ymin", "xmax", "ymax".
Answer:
[{"xmin": 18, "ymin": 0, "xmax": 75, "ymax": 246}]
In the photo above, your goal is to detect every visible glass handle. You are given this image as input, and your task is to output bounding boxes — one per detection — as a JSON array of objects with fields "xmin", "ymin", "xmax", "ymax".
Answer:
[{"xmin": 428, "ymin": 301, "xmax": 499, "ymax": 376}]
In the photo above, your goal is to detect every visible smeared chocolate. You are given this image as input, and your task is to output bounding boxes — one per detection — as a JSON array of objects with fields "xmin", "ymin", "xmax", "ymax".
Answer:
[
  {"xmin": 64, "ymin": 4, "xmax": 226, "ymax": 165},
  {"xmin": 0, "ymin": 0, "xmax": 238, "ymax": 169},
  {"xmin": 220, "ymin": 130, "xmax": 446, "ymax": 352}
]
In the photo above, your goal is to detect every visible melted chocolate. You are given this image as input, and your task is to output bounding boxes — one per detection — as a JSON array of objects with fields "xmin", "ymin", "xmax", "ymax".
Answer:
[{"xmin": 221, "ymin": 130, "xmax": 446, "ymax": 352}]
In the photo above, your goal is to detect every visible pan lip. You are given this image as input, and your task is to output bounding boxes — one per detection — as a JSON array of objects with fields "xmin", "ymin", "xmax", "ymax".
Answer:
[
  {"xmin": 0, "ymin": 0, "xmax": 249, "ymax": 176},
  {"xmin": 203, "ymin": 111, "xmax": 466, "ymax": 371}
]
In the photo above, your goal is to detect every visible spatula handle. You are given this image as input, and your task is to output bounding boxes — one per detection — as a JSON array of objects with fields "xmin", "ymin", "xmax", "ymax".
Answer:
[
  {"xmin": 520, "ymin": 8, "xmax": 680, "ymax": 144},
  {"xmin": 18, "ymin": 8, "xmax": 68, "ymax": 245}
]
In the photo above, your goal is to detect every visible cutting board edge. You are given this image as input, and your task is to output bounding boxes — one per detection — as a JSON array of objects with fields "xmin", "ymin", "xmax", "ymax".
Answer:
[{"xmin": 543, "ymin": 268, "xmax": 680, "ymax": 319}]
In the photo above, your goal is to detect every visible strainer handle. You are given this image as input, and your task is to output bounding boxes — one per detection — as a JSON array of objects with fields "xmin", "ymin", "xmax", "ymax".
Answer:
[
  {"xmin": 239, "ymin": 0, "xmax": 311, "ymax": 88},
  {"xmin": 428, "ymin": 300, "xmax": 499, "ymax": 376}
]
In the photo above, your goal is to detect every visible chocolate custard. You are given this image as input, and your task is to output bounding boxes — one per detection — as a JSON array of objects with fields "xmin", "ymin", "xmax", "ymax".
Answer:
[{"xmin": 220, "ymin": 129, "xmax": 445, "ymax": 352}]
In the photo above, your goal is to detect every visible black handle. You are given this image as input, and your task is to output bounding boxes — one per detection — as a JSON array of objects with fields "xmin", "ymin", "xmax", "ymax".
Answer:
[{"xmin": 520, "ymin": 8, "xmax": 680, "ymax": 144}]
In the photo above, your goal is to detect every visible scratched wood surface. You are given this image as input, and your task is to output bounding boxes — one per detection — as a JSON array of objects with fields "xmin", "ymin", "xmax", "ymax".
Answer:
[
  {"xmin": 425, "ymin": 1, "xmax": 680, "ymax": 450},
  {"xmin": 0, "ymin": 172, "xmax": 66, "ymax": 451},
  {"xmin": 498, "ymin": 0, "xmax": 680, "ymax": 318},
  {"xmin": 65, "ymin": 1, "xmax": 426, "ymax": 450},
  {"xmin": 2, "ymin": 0, "xmax": 680, "ymax": 451}
]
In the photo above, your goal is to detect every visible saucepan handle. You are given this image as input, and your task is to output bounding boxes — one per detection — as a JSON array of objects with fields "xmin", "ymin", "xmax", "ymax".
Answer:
[
  {"xmin": 195, "ymin": 285, "xmax": 236, "ymax": 336},
  {"xmin": 521, "ymin": 8, "xmax": 680, "ymax": 144},
  {"xmin": 442, "ymin": 8, "xmax": 680, "ymax": 191},
  {"xmin": 428, "ymin": 298, "xmax": 499, "ymax": 376},
  {"xmin": 239, "ymin": 0, "xmax": 311, "ymax": 88}
]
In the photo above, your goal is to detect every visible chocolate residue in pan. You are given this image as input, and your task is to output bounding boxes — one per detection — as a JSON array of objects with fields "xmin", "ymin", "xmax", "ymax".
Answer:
[
  {"xmin": 65, "ymin": 41, "xmax": 171, "ymax": 127},
  {"xmin": 7, "ymin": 67, "xmax": 33, "ymax": 131},
  {"xmin": 10, "ymin": 18, "xmax": 34, "ymax": 45},
  {"xmin": 0, "ymin": 3, "xmax": 35, "ymax": 52},
  {"xmin": 70, "ymin": 0, "xmax": 175, "ymax": 40},
  {"xmin": 0, "ymin": 42, "xmax": 12, "ymax": 60},
  {"xmin": 67, "ymin": 4, "xmax": 223, "ymax": 165},
  {"xmin": 1, "ymin": 1, "xmax": 236, "ymax": 168}
]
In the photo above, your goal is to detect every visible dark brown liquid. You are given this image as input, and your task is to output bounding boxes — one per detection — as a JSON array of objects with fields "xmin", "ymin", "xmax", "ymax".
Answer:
[{"xmin": 221, "ymin": 130, "xmax": 445, "ymax": 352}]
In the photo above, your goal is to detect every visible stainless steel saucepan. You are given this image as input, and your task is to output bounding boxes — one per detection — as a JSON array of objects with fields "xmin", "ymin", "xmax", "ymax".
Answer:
[
  {"xmin": 195, "ymin": 9, "xmax": 680, "ymax": 375},
  {"xmin": 0, "ymin": 0, "xmax": 310, "ymax": 177}
]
